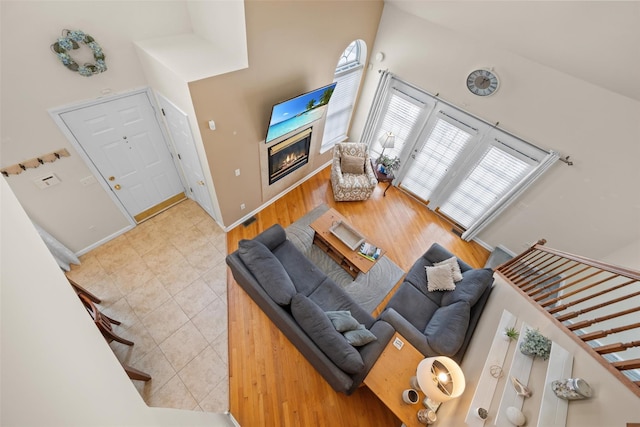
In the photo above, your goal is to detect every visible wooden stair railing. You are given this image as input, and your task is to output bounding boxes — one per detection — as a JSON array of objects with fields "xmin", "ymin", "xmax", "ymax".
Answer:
[{"xmin": 495, "ymin": 239, "xmax": 640, "ymax": 398}]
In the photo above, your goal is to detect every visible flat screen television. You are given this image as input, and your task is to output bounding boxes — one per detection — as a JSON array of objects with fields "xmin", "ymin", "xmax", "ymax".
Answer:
[{"xmin": 265, "ymin": 82, "xmax": 337, "ymax": 144}]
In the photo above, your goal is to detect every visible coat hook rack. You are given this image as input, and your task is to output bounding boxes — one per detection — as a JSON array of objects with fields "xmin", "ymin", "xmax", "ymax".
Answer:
[{"xmin": 1, "ymin": 148, "xmax": 70, "ymax": 176}]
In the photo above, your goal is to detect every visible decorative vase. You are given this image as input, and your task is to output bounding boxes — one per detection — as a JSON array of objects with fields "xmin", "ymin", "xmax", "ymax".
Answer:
[
  {"xmin": 417, "ymin": 408, "xmax": 437, "ymax": 425},
  {"xmin": 551, "ymin": 378, "xmax": 593, "ymax": 400}
]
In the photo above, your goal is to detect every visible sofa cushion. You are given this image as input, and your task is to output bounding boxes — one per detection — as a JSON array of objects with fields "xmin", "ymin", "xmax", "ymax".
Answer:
[
  {"xmin": 291, "ymin": 293, "xmax": 364, "ymax": 374},
  {"xmin": 424, "ymin": 301, "xmax": 470, "ymax": 356},
  {"xmin": 273, "ymin": 240, "xmax": 327, "ymax": 295},
  {"xmin": 343, "ymin": 324, "xmax": 377, "ymax": 346},
  {"xmin": 435, "ymin": 256, "xmax": 463, "ymax": 282},
  {"xmin": 326, "ymin": 311, "xmax": 360, "ymax": 332},
  {"xmin": 441, "ymin": 268, "xmax": 494, "ymax": 307},
  {"xmin": 238, "ymin": 239, "xmax": 296, "ymax": 306},
  {"xmin": 426, "ymin": 264, "xmax": 456, "ymax": 291},
  {"xmin": 341, "ymin": 154, "xmax": 364, "ymax": 174}
]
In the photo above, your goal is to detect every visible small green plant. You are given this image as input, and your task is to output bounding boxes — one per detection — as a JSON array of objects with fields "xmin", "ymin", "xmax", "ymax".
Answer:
[
  {"xmin": 519, "ymin": 328, "xmax": 551, "ymax": 360},
  {"xmin": 378, "ymin": 154, "xmax": 400, "ymax": 172},
  {"xmin": 504, "ymin": 326, "xmax": 519, "ymax": 341}
]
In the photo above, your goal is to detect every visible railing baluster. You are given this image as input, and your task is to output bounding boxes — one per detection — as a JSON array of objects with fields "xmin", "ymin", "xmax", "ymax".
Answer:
[
  {"xmin": 495, "ymin": 239, "xmax": 640, "ymax": 398},
  {"xmin": 547, "ymin": 278, "xmax": 636, "ymax": 314},
  {"xmin": 556, "ymin": 290, "xmax": 640, "ymax": 322}
]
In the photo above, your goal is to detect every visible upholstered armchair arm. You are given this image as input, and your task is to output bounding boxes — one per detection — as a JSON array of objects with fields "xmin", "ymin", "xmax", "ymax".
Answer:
[
  {"xmin": 363, "ymin": 155, "xmax": 378, "ymax": 187},
  {"xmin": 331, "ymin": 149, "xmax": 346, "ymax": 186}
]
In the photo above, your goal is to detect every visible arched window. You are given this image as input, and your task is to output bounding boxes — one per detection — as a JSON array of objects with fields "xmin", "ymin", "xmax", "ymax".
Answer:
[{"xmin": 321, "ymin": 40, "xmax": 366, "ymax": 151}]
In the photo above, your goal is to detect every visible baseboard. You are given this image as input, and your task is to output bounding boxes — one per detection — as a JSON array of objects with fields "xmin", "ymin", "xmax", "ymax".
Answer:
[
  {"xmin": 75, "ymin": 224, "xmax": 135, "ymax": 257},
  {"xmin": 223, "ymin": 159, "xmax": 332, "ymax": 232}
]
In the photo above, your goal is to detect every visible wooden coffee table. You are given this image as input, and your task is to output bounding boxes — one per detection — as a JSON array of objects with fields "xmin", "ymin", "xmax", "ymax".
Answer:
[
  {"xmin": 310, "ymin": 208, "xmax": 385, "ymax": 279},
  {"xmin": 364, "ymin": 332, "xmax": 427, "ymax": 427}
]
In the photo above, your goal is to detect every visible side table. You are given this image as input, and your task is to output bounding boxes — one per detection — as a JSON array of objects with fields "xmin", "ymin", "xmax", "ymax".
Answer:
[
  {"xmin": 364, "ymin": 332, "xmax": 429, "ymax": 427},
  {"xmin": 371, "ymin": 159, "xmax": 395, "ymax": 197}
]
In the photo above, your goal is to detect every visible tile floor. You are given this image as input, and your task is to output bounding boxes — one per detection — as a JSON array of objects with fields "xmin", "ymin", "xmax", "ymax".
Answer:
[{"xmin": 66, "ymin": 199, "xmax": 229, "ymax": 412}]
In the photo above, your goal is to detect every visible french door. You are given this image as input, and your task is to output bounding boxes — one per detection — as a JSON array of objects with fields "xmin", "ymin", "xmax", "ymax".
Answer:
[{"xmin": 367, "ymin": 75, "xmax": 551, "ymax": 234}]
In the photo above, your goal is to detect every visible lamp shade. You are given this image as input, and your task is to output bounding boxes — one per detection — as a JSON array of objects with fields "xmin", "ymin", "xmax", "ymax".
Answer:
[
  {"xmin": 416, "ymin": 356, "xmax": 465, "ymax": 403},
  {"xmin": 378, "ymin": 131, "xmax": 395, "ymax": 149}
]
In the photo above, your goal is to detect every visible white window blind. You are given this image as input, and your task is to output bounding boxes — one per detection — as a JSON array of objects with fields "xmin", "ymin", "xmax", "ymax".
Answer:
[
  {"xmin": 439, "ymin": 145, "xmax": 531, "ymax": 228},
  {"xmin": 400, "ymin": 116, "xmax": 473, "ymax": 202},
  {"xmin": 369, "ymin": 89, "xmax": 423, "ymax": 161},
  {"xmin": 322, "ymin": 66, "xmax": 363, "ymax": 148}
]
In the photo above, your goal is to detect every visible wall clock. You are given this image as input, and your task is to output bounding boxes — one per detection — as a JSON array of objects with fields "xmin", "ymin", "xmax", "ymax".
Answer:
[{"xmin": 466, "ymin": 69, "xmax": 499, "ymax": 96}]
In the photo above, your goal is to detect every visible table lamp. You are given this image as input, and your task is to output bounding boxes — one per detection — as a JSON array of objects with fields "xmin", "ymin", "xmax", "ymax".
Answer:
[
  {"xmin": 416, "ymin": 356, "xmax": 466, "ymax": 410},
  {"xmin": 377, "ymin": 131, "xmax": 395, "ymax": 161}
]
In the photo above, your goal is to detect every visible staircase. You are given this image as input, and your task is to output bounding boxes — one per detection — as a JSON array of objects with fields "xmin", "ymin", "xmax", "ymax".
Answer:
[{"xmin": 495, "ymin": 239, "xmax": 640, "ymax": 397}]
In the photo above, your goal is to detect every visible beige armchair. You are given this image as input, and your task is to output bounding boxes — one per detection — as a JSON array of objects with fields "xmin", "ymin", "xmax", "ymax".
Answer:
[{"xmin": 330, "ymin": 142, "xmax": 378, "ymax": 201}]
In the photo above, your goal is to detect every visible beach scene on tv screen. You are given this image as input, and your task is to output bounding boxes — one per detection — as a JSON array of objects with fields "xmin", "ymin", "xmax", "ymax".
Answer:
[{"xmin": 266, "ymin": 83, "xmax": 337, "ymax": 143}]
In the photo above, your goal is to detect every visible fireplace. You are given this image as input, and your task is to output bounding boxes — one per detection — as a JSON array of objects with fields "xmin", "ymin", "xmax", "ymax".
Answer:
[{"xmin": 268, "ymin": 128, "xmax": 311, "ymax": 185}]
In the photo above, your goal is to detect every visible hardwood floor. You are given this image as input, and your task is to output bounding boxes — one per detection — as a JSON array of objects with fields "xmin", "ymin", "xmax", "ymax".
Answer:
[{"xmin": 226, "ymin": 166, "xmax": 489, "ymax": 426}]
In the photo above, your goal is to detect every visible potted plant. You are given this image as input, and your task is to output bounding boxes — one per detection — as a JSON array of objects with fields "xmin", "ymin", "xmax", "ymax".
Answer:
[
  {"xmin": 519, "ymin": 328, "xmax": 551, "ymax": 360},
  {"xmin": 503, "ymin": 326, "xmax": 519, "ymax": 341},
  {"xmin": 377, "ymin": 154, "xmax": 400, "ymax": 175}
]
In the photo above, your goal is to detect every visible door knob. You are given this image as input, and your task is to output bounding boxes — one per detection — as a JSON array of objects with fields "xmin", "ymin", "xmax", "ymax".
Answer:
[
  {"xmin": 108, "ymin": 176, "xmax": 115, "ymax": 181},
  {"xmin": 114, "ymin": 184, "xmax": 121, "ymax": 190}
]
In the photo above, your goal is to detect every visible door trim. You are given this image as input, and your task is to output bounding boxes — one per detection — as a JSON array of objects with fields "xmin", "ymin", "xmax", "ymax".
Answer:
[{"xmin": 49, "ymin": 87, "xmax": 177, "ymax": 225}]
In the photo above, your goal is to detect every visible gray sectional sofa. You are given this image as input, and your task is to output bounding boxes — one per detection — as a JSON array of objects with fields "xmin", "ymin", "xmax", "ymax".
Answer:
[
  {"xmin": 380, "ymin": 243, "xmax": 494, "ymax": 363},
  {"xmin": 226, "ymin": 224, "xmax": 395, "ymax": 395},
  {"xmin": 226, "ymin": 223, "xmax": 494, "ymax": 395}
]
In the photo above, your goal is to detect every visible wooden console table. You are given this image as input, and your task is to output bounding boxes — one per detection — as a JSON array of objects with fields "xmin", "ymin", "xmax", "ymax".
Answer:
[
  {"xmin": 364, "ymin": 332, "xmax": 426, "ymax": 427},
  {"xmin": 310, "ymin": 208, "xmax": 385, "ymax": 279}
]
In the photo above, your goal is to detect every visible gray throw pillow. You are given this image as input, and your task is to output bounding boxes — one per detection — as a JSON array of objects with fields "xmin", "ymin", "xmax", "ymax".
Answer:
[
  {"xmin": 341, "ymin": 154, "xmax": 364, "ymax": 174},
  {"xmin": 440, "ymin": 268, "xmax": 493, "ymax": 307},
  {"xmin": 424, "ymin": 301, "xmax": 470, "ymax": 356},
  {"xmin": 291, "ymin": 294, "xmax": 365, "ymax": 374},
  {"xmin": 238, "ymin": 239, "xmax": 296, "ymax": 306},
  {"xmin": 343, "ymin": 324, "xmax": 377, "ymax": 346},
  {"xmin": 326, "ymin": 311, "xmax": 360, "ymax": 332}
]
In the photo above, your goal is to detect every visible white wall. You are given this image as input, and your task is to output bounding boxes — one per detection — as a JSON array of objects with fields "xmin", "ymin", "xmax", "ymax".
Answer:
[
  {"xmin": 351, "ymin": 3, "xmax": 640, "ymax": 263},
  {"xmin": 0, "ymin": 178, "xmax": 233, "ymax": 427},
  {"xmin": 0, "ymin": 1, "xmax": 193, "ymax": 253}
]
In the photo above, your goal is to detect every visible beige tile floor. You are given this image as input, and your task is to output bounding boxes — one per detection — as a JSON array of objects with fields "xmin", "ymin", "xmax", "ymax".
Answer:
[{"xmin": 66, "ymin": 199, "xmax": 229, "ymax": 412}]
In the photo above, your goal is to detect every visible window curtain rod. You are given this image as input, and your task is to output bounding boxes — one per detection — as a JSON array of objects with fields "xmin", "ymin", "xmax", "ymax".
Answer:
[{"xmin": 377, "ymin": 70, "xmax": 573, "ymax": 164}]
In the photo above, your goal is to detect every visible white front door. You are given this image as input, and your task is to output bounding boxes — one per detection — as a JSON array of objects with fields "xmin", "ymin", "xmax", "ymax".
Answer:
[
  {"xmin": 60, "ymin": 92, "xmax": 185, "ymax": 222},
  {"xmin": 157, "ymin": 94, "xmax": 215, "ymax": 218}
]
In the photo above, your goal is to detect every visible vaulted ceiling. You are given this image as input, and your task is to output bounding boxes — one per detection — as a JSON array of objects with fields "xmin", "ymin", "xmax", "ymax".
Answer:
[{"xmin": 388, "ymin": 1, "xmax": 640, "ymax": 102}]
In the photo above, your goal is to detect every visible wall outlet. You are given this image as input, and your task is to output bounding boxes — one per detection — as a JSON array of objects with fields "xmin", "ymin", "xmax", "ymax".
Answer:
[
  {"xmin": 80, "ymin": 175, "xmax": 96, "ymax": 186},
  {"xmin": 240, "ymin": 203, "xmax": 246, "ymax": 210},
  {"xmin": 235, "ymin": 169, "xmax": 240, "ymax": 176}
]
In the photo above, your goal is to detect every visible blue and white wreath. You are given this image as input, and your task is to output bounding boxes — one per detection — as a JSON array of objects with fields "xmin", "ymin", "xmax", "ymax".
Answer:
[{"xmin": 51, "ymin": 29, "xmax": 106, "ymax": 76}]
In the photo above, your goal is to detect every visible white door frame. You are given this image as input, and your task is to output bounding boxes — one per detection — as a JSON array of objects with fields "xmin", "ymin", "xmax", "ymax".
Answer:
[{"xmin": 49, "ymin": 87, "xmax": 183, "ymax": 225}]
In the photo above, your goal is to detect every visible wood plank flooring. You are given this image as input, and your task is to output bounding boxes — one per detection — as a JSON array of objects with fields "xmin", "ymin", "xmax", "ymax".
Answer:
[{"xmin": 226, "ymin": 166, "xmax": 489, "ymax": 426}]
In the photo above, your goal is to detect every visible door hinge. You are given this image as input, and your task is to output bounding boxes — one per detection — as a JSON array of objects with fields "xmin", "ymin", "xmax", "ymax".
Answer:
[
  {"xmin": 161, "ymin": 108, "xmax": 165, "ymax": 116},
  {"xmin": 177, "ymin": 153, "xmax": 182, "ymax": 160}
]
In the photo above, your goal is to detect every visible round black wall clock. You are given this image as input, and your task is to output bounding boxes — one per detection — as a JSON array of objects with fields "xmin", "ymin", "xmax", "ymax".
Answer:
[{"xmin": 466, "ymin": 69, "xmax": 499, "ymax": 96}]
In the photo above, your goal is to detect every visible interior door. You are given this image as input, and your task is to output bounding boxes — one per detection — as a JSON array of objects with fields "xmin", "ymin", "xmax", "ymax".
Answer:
[
  {"xmin": 156, "ymin": 94, "xmax": 215, "ymax": 218},
  {"xmin": 60, "ymin": 92, "xmax": 185, "ymax": 222}
]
